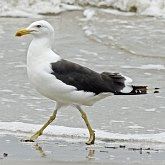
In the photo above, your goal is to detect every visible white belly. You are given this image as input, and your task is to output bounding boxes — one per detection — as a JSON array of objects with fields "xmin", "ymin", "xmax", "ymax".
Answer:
[
  {"xmin": 27, "ymin": 66, "xmax": 111, "ymax": 106},
  {"xmin": 27, "ymin": 64, "xmax": 74, "ymax": 101}
]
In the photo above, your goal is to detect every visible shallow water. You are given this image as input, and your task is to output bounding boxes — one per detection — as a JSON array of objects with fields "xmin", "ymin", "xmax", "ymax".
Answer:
[{"xmin": 0, "ymin": 11, "xmax": 165, "ymax": 162}]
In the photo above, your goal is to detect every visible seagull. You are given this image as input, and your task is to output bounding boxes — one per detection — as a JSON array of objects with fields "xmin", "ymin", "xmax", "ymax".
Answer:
[{"xmin": 16, "ymin": 20, "xmax": 148, "ymax": 145}]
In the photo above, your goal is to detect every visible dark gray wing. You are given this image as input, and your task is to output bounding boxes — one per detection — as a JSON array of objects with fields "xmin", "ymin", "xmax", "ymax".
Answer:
[{"xmin": 51, "ymin": 59, "xmax": 127, "ymax": 95}]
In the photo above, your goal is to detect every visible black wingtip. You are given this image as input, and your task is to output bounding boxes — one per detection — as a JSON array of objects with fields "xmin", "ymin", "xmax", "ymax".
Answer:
[
  {"xmin": 115, "ymin": 86, "xmax": 160, "ymax": 95},
  {"xmin": 132, "ymin": 85, "xmax": 148, "ymax": 94},
  {"xmin": 132, "ymin": 86, "xmax": 160, "ymax": 95}
]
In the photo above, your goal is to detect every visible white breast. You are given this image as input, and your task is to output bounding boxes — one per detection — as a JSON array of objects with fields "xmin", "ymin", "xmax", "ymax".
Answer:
[{"xmin": 27, "ymin": 40, "xmax": 75, "ymax": 100}]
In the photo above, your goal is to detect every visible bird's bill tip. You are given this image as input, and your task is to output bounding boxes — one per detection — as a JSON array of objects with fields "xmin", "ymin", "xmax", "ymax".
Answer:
[{"xmin": 15, "ymin": 29, "xmax": 32, "ymax": 37}]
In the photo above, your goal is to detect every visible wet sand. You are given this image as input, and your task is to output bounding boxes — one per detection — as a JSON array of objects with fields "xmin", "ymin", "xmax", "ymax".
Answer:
[
  {"xmin": 1, "ymin": 160, "xmax": 160, "ymax": 165},
  {"xmin": 1, "ymin": 134, "xmax": 165, "ymax": 165}
]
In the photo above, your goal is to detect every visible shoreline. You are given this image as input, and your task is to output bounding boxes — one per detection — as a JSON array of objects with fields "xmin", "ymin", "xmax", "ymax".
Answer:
[{"xmin": 0, "ymin": 135, "xmax": 165, "ymax": 165}]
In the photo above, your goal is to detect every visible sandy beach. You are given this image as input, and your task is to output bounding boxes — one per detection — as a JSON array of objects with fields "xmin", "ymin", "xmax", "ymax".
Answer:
[
  {"xmin": 1, "ymin": 134, "xmax": 165, "ymax": 165},
  {"xmin": 1, "ymin": 160, "xmax": 161, "ymax": 165}
]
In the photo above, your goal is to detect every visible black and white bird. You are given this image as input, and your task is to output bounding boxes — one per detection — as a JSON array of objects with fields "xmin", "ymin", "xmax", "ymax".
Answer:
[{"xmin": 16, "ymin": 20, "xmax": 148, "ymax": 145}]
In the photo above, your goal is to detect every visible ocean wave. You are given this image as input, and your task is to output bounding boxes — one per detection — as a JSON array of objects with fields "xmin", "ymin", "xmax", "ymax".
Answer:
[
  {"xmin": 0, "ymin": 121, "xmax": 165, "ymax": 146},
  {"xmin": 0, "ymin": 0, "xmax": 165, "ymax": 18},
  {"xmin": 0, "ymin": 0, "xmax": 82, "ymax": 18},
  {"xmin": 79, "ymin": 0, "xmax": 165, "ymax": 17}
]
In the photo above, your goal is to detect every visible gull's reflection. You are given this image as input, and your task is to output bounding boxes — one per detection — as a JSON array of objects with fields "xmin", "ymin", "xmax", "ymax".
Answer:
[
  {"xmin": 86, "ymin": 148, "xmax": 95, "ymax": 160},
  {"xmin": 33, "ymin": 143, "xmax": 46, "ymax": 158}
]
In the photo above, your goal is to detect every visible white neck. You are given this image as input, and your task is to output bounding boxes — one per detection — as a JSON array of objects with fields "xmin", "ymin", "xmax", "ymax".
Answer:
[
  {"xmin": 27, "ymin": 36, "xmax": 61, "ymax": 67},
  {"xmin": 31, "ymin": 36, "xmax": 52, "ymax": 49},
  {"xmin": 26, "ymin": 34, "xmax": 61, "ymax": 91}
]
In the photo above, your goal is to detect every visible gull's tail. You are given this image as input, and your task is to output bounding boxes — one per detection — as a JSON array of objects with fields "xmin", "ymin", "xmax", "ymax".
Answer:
[
  {"xmin": 115, "ymin": 86, "xmax": 159, "ymax": 95},
  {"xmin": 100, "ymin": 72, "xmax": 159, "ymax": 95}
]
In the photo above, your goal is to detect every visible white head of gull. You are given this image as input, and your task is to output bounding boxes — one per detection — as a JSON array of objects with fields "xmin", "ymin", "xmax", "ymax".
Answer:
[{"xmin": 16, "ymin": 20, "xmax": 148, "ymax": 145}]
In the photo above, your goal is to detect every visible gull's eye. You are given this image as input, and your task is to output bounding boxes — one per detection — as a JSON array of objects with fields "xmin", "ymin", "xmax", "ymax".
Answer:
[{"xmin": 36, "ymin": 25, "xmax": 41, "ymax": 28}]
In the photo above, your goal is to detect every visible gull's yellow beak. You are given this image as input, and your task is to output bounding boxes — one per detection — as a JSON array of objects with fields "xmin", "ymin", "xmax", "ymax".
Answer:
[{"xmin": 15, "ymin": 29, "xmax": 33, "ymax": 37}]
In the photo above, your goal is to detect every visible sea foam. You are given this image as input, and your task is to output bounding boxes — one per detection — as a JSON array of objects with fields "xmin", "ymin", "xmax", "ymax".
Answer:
[
  {"xmin": 0, "ymin": 121, "xmax": 165, "ymax": 145},
  {"xmin": 0, "ymin": 0, "xmax": 165, "ymax": 18}
]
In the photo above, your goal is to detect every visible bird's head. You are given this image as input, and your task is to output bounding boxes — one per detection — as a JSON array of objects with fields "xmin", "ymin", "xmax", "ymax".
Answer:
[{"xmin": 15, "ymin": 20, "xmax": 54, "ymax": 38}]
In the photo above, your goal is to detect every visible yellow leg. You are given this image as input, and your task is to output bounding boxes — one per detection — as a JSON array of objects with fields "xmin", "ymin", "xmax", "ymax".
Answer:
[
  {"xmin": 24, "ymin": 110, "xmax": 57, "ymax": 142},
  {"xmin": 77, "ymin": 106, "xmax": 95, "ymax": 145}
]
